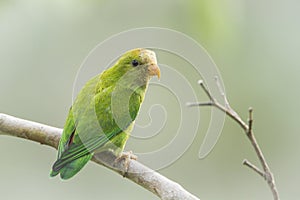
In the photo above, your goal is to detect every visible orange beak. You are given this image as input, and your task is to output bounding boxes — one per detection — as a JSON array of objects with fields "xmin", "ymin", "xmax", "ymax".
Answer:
[{"xmin": 148, "ymin": 63, "xmax": 161, "ymax": 79}]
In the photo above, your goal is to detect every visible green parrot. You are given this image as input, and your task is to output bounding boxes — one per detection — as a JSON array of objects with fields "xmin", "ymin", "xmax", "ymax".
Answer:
[{"xmin": 50, "ymin": 48, "xmax": 160, "ymax": 179}]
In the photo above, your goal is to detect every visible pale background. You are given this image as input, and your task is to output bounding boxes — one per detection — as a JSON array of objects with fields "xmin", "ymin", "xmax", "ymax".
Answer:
[{"xmin": 0, "ymin": 1, "xmax": 299, "ymax": 199}]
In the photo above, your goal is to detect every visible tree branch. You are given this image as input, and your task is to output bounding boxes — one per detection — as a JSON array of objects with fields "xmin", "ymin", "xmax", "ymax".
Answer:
[
  {"xmin": 0, "ymin": 113, "xmax": 199, "ymax": 200},
  {"xmin": 188, "ymin": 79, "xmax": 280, "ymax": 200}
]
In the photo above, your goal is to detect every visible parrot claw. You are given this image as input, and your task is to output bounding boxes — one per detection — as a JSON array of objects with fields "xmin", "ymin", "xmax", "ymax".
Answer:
[
  {"xmin": 122, "ymin": 150, "xmax": 138, "ymax": 160},
  {"xmin": 114, "ymin": 151, "xmax": 137, "ymax": 177}
]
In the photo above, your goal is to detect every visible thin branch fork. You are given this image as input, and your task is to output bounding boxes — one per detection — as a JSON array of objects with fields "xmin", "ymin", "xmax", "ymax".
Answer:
[
  {"xmin": 0, "ymin": 113, "xmax": 199, "ymax": 200},
  {"xmin": 188, "ymin": 78, "xmax": 280, "ymax": 200}
]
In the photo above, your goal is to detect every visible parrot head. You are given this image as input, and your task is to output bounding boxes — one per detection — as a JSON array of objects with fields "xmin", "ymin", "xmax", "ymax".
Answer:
[
  {"xmin": 116, "ymin": 48, "xmax": 160, "ymax": 78},
  {"xmin": 102, "ymin": 48, "xmax": 160, "ymax": 90}
]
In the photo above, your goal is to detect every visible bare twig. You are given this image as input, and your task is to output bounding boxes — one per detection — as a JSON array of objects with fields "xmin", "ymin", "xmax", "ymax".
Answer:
[
  {"xmin": 198, "ymin": 80, "xmax": 214, "ymax": 102},
  {"xmin": 243, "ymin": 159, "xmax": 264, "ymax": 178},
  {"xmin": 0, "ymin": 113, "xmax": 199, "ymax": 200},
  {"xmin": 188, "ymin": 79, "xmax": 280, "ymax": 200}
]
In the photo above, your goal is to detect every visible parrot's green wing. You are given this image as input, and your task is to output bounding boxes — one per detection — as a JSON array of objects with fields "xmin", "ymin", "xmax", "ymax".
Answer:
[
  {"xmin": 50, "ymin": 76, "xmax": 100, "ymax": 179},
  {"xmin": 49, "ymin": 105, "xmax": 97, "ymax": 179},
  {"xmin": 50, "ymin": 75, "xmax": 140, "ymax": 179}
]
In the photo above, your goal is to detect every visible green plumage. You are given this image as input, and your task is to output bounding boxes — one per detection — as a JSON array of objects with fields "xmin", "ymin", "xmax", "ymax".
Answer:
[{"xmin": 50, "ymin": 48, "xmax": 160, "ymax": 179}]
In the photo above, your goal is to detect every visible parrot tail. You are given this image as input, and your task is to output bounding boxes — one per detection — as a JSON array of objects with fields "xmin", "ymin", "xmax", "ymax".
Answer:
[{"xmin": 50, "ymin": 153, "xmax": 93, "ymax": 180}]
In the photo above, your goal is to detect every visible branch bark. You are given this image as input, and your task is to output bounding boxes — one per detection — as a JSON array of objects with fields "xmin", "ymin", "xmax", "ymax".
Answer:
[
  {"xmin": 187, "ymin": 78, "xmax": 280, "ymax": 200},
  {"xmin": 0, "ymin": 113, "xmax": 199, "ymax": 200}
]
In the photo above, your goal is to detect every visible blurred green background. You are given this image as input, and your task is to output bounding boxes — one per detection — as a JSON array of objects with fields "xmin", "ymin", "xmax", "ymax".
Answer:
[{"xmin": 0, "ymin": 0, "xmax": 299, "ymax": 199}]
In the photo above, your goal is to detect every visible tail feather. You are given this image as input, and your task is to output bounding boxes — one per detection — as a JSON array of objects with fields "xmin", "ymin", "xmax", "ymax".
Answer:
[
  {"xmin": 50, "ymin": 153, "xmax": 93, "ymax": 180},
  {"xmin": 50, "ymin": 169, "xmax": 59, "ymax": 177}
]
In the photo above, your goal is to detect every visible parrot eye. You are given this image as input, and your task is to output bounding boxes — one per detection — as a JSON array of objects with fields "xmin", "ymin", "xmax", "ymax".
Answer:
[{"xmin": 131, "ymin": 59, "xmax": 139, "ymax": 67}]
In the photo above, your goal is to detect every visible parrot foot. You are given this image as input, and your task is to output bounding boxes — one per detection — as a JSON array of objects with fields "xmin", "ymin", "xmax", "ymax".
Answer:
[
  {"xmin": 114, "ymin": 151, "xmax": 137, "ymax": 177},
  {"xmin": 121, "ymin": 150, "xmax": 137, "ymax": 160}
]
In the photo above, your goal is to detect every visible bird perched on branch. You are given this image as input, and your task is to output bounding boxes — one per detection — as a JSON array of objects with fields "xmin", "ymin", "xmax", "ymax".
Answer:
[{"xmin": 50, "ymin": 48, "xmax": 160, "ymax": 179}]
